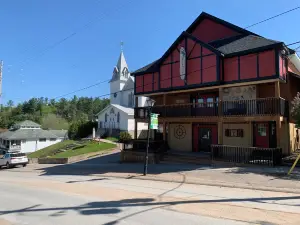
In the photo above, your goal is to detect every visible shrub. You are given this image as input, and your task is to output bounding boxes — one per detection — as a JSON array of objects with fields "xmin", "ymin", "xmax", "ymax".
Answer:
[{"xmin": 119, "ymin": 131, "xmax": 132, "ymax": 143}]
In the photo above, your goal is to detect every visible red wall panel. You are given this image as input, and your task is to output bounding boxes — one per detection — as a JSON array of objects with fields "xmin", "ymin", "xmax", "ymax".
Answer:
[
  {"xmin": 153, "ymin": 72, "xmax": 159, "ymax": 91},
  {"xmin": 135, "ymin": 75, "xmax": 143, "ymax": 93},
  {"xmin": 172, "ymin": 48, "xmax": 180, "ymax": 62},
  {"xmin": 187, "ymin": 58, "xmax": 201, "ymax": 85},
  {"xmin": 187, "ymin": 39, "xmax": 201, "ymax": 58},
  {"xmin": 160, "ymin": 65, "xmax": 171, "ymax": 89},
  {"xmin": 191, "ymin": 19, "xmax": 240, "ymax": 43},
  {"xmin": 202, "ymin": 47, "xmax": 213, "ymax": 56},
  {"xmin": 143, "ymin": 73, "xmax": 153, "ymax": 92},
  {"xmin": 224, "ymin": 57, "xmax": 238, "ymax": 82},
  {"xmin": 202, "ymin": 55, "xmax": 217, "ymax": 83},
  {"xmin": 259, "ymin": 50, "xmax": 275, "ymax": 77},
  {"xmin": 172, "ymin": 62, "xmax": 184, "ymax": 87},
  {"xmin": 240, "ymin": 54, "xmax": 257, "ymax": 80},
  {"xmin": 279, "ymin": 54, "xmax": 286, "ymax": 79}
]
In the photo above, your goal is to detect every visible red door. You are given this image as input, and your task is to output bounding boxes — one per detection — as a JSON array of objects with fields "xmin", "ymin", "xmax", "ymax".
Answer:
[{"xmin": 254, "ymin": 122, "xmax": 269, "ymax": 148}]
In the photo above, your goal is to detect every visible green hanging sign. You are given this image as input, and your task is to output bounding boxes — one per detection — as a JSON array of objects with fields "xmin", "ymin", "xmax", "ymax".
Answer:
[{"xmin": 150, "ymin": 113, "xmax": 158, "ymax": 130}]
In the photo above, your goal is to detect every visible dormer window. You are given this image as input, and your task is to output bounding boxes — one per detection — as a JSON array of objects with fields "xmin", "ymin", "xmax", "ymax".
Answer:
[{"xmin": 122, "ymin": 67, "xmax": 129, "ymax": 78}]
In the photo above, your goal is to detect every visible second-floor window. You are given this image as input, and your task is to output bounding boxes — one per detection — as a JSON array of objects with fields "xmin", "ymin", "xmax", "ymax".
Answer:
[{"xmin": 39, "ymin": 138, "xmax": 46, "ymax": 142}]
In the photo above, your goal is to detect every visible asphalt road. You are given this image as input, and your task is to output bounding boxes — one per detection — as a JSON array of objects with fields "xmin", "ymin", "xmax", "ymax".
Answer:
[{"xmin": 0, "ymin": 163, "xmax": 300, "ymax": 225}]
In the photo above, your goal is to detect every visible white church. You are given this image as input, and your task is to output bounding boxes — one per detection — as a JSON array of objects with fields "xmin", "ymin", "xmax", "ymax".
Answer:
[{"xmin": 96, "ymin": 50, "xmax": 148, "ymax": 138}]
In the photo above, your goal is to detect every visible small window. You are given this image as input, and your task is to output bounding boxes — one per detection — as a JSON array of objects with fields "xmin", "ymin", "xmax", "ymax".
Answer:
[
  {"xmin": 50, "ymin": 138, "xmax": 57, "ymax": 141},
  {"xmin": 21, "ymin": 140, "xmax": 26, "ymax": 143},
  {"xmin": 39, "ymin": 138, "xmax": 46, "ymax": 142},
  {"xmin": 258, "ymin": 124, "xmax": 267, "ymax": 136},
  {"xmin": 225, "ymin": 129, "xmax": 244, "ymax": 137},
  {"xmin": 207, "ymin": 97, "xmax": 214, "ymax": 107},
  {"xmin": 117, "ymin": 112, "xmax": 120, "ymax": 123}
]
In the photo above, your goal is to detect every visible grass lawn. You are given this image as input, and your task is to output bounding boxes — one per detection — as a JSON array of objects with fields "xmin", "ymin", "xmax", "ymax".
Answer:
[
  {"xmin": 105, "ymin": 137, "xmax": 119, "ymax": 142},
  {"xmin": 51, "ymin": 141, "xmax": 116, "ymax": 158},
  {"xmin": 28, "ymin": 140, "xmax": 76, "ymax": 158}
]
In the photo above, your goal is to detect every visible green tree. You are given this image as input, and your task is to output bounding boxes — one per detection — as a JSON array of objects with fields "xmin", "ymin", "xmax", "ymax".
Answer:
[
  {"xmin": 291, "ymin": 92, "xmax": 300, "ymax": 127},
  {"xmin": 41, "ymin": 113, "xmax": 69, "ymax": 130}
]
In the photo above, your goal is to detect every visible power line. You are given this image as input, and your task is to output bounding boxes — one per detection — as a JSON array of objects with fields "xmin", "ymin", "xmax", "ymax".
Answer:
[
  {"xmin": 53, "ymin": 79, "xmax": 111, "ymax": 100},
  {"xmin": 286, "ymin": 41, "xmax": 300, "ymax": 46},
  {"xmin": 21, "ymin": 6, "xmax": 300, "ymax": 101},
  {"xmin": 17, "ymin": 0, "xmax": 132, "ymax": 68},
  {"xmin": 244, "ymin": 6, "xmax": 300, "ymax": 29}
]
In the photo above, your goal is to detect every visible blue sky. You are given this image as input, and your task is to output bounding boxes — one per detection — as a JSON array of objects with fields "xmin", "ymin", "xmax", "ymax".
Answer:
[{"xmin": 0, "ymin": 0, "xmax": 299, "ymax": 104}]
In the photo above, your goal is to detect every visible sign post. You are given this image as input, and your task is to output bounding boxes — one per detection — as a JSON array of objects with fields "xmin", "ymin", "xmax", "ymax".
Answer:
[
  {"xmin": 144, "ymin": 112, "xmax": 159, "ymax": 176},
  {"xmin": 150, "ymin": 113, "xmax": 158, "ymax": 130}
]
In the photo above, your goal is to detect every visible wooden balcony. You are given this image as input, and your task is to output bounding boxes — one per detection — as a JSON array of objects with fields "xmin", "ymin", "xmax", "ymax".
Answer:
[{"xmin": 135, "ymin": 97, "xmax": 289, "ymax": 119}]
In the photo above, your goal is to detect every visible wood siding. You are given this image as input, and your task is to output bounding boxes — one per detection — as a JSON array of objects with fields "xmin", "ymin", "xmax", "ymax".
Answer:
[{"xmin": 191, "ymin": 18, "xmax": 240, "ymax": 42}]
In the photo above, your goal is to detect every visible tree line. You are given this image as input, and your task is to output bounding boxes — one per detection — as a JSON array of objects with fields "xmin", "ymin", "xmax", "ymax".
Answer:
[{"xmin": 0, "ymin": 96, "xmax": 109, "ymax": 131}]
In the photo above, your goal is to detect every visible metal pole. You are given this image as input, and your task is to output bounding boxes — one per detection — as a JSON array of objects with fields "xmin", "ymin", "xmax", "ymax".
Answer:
[{"xmin": 144, "ymin": 107, "xmax": 151, "ymax": 176}]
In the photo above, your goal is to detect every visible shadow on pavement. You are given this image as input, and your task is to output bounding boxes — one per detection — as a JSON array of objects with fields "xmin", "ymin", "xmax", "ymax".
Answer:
[
  {"xmin": 0, "ymin": 195, "xmax": 300, "ymax": 224},
  {"xmin": 224, "ymin": 167, "xmax": 300, "ymax": 181},
  {"xmin": 37, "ymin": 152, "xmax": 213, "ymax": 177}
]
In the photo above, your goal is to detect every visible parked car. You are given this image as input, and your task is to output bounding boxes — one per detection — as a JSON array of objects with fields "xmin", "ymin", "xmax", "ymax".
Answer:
[{"xmin": 0, "ymin": 153, "xmax": 28, "ymax": 168}]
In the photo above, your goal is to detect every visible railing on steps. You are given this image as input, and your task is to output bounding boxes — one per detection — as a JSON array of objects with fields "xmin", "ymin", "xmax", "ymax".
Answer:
[{"xmin": 211, "ymin": 145, "xmax": 282, "ymax": 166}]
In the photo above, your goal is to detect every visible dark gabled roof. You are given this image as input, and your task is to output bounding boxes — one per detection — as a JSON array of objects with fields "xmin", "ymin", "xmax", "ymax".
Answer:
[
  {"xmin": 216, "ymin": 35, "xmax": 282, "ymax": 56},
  {"xmin": 131, "ymin": 60, "xmax": 159, "ymax": 75},
  {"xmin": 186, "ymin": 12, "xmax": 259, "ymax": 37},
  {"xmin": 132, "ymin": 12, "xmax": 285, "ymax": 76}
]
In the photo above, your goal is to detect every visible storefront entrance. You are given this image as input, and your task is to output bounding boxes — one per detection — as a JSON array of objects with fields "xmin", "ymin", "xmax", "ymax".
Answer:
[
  {"xmin": 253, "ymin": 122, "xmax": 276, "ymax": 148},
  {"xmin": 193, "ymin": 124, "xmax": 217, "ymax": 152}
]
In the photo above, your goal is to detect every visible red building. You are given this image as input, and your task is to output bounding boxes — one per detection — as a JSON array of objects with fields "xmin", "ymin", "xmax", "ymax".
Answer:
[{"xmin": 131, "ymin": 12, "xmax": 300, "ymax": 164}]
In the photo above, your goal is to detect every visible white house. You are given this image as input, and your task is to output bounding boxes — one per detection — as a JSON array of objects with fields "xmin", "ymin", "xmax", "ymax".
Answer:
[
  {"xmin": 96, "ymin": 50, "xmax": 148, "ymax": 138},
  {"xmin": 0, "ymin": 120, "xmax": 68, "ymax": 153}
]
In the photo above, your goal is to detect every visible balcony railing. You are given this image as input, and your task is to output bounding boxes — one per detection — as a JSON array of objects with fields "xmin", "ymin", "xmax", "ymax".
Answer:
[
  {"xmin": 211, "ymin": 145, "xmax": 282, "ymax": 166},
  {"xmin": 135, "ymin": 97, "xmax": 288, "ymax": 119}
]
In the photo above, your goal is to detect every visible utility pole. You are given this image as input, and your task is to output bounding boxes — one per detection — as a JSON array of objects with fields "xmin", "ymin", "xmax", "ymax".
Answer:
[{"xmin": 0, "ymin": 60, "xmax": 3, "ymax": 107}]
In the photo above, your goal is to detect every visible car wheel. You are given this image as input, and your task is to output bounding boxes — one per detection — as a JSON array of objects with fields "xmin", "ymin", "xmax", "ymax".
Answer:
[
  {"xmin": 23, "ymin": 164, "xmax": 27, "ymax": 167},
  {"xmin": 6, "ymin": 162, "xmax": 10, "ymax": 169}
]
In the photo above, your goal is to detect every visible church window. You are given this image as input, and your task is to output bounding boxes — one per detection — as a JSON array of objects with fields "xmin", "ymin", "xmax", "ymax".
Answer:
[
  {"xmin": 117, "ymin": 112, "xmax": 120, "ymax": 123},
  {"xmin": 105, "ymin": 113, "xmax": 108, "ymax": 122},
  {"xmin": 122, "ymin": 67, "xmax": 129, "ymax": 78},
  {"xmin": 110, "ymin": 108, "xmax": 115, "ymax": 114}
]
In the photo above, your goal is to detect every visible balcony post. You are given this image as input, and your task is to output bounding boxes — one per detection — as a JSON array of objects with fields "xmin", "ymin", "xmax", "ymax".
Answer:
[
  {"xmin": 274, "ymin": 81, "xmax": 280, "ymax": 98},
  {"xmin": 218, "ymin": 121, "xmax": 223, "ymax": 144},
  {"xmin": 163, "ymin": 94, "xmax": 166, "ymax": 117},
  {"xmin": 275, "ymin": 81, "xmax": 281, "ymax": 147},
  {"xmin": 218, "ymin": 87, "xmax": 223, "ymax": 116},
  {"xmin": 134, "ymin": 96, "xmax": 138, "ymax": 139}
]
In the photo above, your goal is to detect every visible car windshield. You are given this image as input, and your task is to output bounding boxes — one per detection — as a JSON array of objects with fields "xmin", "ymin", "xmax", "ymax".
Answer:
[{"xmin": 10, "ymin": 153, "xmax": 26, "ymax": 157}]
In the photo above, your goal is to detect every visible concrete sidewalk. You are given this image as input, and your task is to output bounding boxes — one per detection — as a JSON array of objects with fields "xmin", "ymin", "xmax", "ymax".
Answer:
[
  {"xmin": 94, "ymin": 164, "xmax": 300, "ymax": 194},
  {"xmin": 32, "ymin": 158, "xmax": 300, "ymax": 194}
]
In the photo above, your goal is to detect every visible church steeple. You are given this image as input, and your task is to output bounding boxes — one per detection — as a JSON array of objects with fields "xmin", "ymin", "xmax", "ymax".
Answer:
[{"xmin": 111, "ymin": 42, "xmax": 130, "ymax": 82}]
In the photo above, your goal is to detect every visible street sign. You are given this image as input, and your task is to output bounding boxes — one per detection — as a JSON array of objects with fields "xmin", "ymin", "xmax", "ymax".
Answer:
[{"xmin": 150, "ymin": 113, "xmax": 158, "ymax": 130}]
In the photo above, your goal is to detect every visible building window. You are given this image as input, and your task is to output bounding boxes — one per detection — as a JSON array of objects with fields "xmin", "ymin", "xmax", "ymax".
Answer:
[
  {"xmin": 117, "ymin": 112, "xmax": 120, "ymax": 123},
  {"xmin": 50, "ymin": 138, "xmax": 57, "ymax": 141},
  {"xmin": 105, "ymin": 113, "xmax": 108, "ymax": 122},
  {"xmin": 258, "ymin": 124, "xmax": 267, "ymax": 136},
  {"xmin": 99, "ymin": 121, "xmax": 103, "ymax": 128},
  {"xmin": 110, "ymin": 108, "xmax": 115, "ymax": 114},
  {"xmin": 122, "ymin": 67, "xmax": 129, "ymax": 78},
  {"xmin": 39, "ymin": 138, "xmax": 46, "ymax": 142},
  {"xmin": 225, "ymin": 129, "xmax": 244, "ymax": 137}
]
